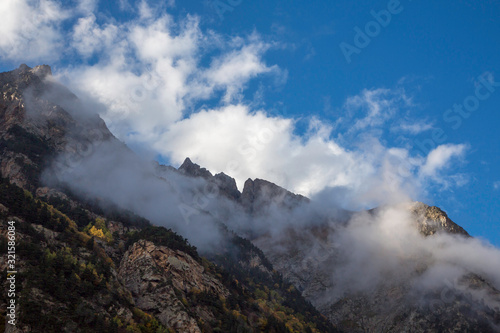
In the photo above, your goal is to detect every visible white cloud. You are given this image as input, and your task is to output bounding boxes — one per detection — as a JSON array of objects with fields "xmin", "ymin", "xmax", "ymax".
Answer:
[
  {"xmin": 327, "ymin": 203, "xmax": 500, "ymax": 299},
  {"xmin": 76, "ymin": 0, "xmax": 98, "ymax": 14},
  {"xmin": 61, "ymin": 12, "xmax": 279, "ymax": 149},
  {"xmin": 203, "ymin": 35, "xmax": 280, "ymax": 102},
  {"xmin": 0, "ymin": 0, "xmax": 69, "ymax": 61},
  {"xmin": 420, "ymin": 144, "xmax": 467, "ymax": 179},
  {"xmin": 56, "ymin": 8, "xmax": 466, "ymax": 206},
  {"xmin": 397, "ymin": 121, "xmax": 434, "ymax": 134},
  {"xmin": 343, "ymin": 88, "xmax": 412, "ymax": 133},
  {"xmin": 158, "ymin": 104, "xmax": 424, "ymax": 208},
  {"xmin": 71, "ymin": 14, "xmax": 119, "ymax": 58}
]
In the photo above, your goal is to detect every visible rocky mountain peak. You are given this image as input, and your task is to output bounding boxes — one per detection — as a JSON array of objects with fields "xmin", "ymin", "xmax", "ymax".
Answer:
[
  {"xmin": 241, "ymin": 178, "xmax": 256, "ymax": 197},
  {"xmin": 0, "ymin": 65, "xmax": 117, "ymax": 190},
  {"xmin": 214, "ymin": 172, "xmax": 240, "ymax": 200},
  {"xmin": 410, "ymin": 201, "xmax": 470, "ymax": 237},
  {"xmin": 240, "ymin": 178, "xmax": 308, "ymax": 214},
  {"xmin": 3, "ymin": 64, "xmax": 52, "ymax": 89},
  {"xmin": 176, "ymin": 158, "xmax": 241, "ymax": 200},
  {"xmin": 18, "ymin": 63, "xmax": 30, "ymax": 71},
  {"xmin": 1, "ymin": 64, "xmax": 41, "ymax": 99},
  {"xmin": 178, "ymin": 157, "xmax": 213, "ymax": 179},
  {"xmin": 31, "ymin": 64, "xmax": 52, "ymax": 79}
]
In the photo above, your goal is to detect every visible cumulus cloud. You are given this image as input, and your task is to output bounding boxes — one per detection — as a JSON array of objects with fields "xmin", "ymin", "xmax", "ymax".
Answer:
[
  {"xmin": 76, "ymin": 0, "xmax": 98, "ymax": 14},
  {"xmin": 58, "ymin": 8, "xmax": 279, "ymax": 150},
  {"xmin": 1, "ymin": 0, "xmax": 470, "ymax": 208},
  {"xmin": 159, "ymin": 104, "xmax": 424, "ymax": 209},
  {"xmin": 71, "ymin": 14, "xmax": 119, "ymax": 58},
  {"xmin": 0, "ymin": 0, "xmax": 69, "ymax": 61},
  {"xmin": 202, "ymin": 35, "xmax": 280, "ymax": 103},
  {"xmin": 420, "ymin": 144, "xmax": 467, "ymax": 178}
]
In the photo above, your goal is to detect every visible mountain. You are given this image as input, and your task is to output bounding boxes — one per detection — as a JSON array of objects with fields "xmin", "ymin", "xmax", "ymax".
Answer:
[
  {"xmin": 253, "ymin": 201, "xmax": 499, "ymax": 332},
  {"xmin": 1, "ymin": 64, "xmax": 499, "ymax": 332},
  {"xmin": 0, "ymin": 65, "xmax": 335, "ymax": 332}
]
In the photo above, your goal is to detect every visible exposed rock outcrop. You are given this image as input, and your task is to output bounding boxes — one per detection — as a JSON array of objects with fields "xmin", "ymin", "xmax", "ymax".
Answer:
[
  {"xmin": 178, "ymin": 158, "xmax": 213, "ymax": 179},
  {"xmin": 410, "ymin": 201, "xmax": 470, "ymax": 237},
  {"xmin": 240, "ymin": 178, "xmax": 308, "ymax": 214},
  {"xmin": 0, "ymin": 64, "xmax": 116, "ymax": 190},
  {"xmin": 118, "ymin": 240, "xmax": 230, "ymax": 332},
  {"xmin": 176, "ymin": 157, "xmax": 241, "ymax": 200},
  {"xmin": 254, "ymin": 202, "xmax": 499, "ymax": 332},
  {"xmin": 214, "ymin": 172, "xmax": 240, "ymax": 200}
]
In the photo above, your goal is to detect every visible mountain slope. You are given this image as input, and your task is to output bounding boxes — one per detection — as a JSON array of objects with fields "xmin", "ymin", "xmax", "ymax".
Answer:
[
  {"xmin": 0, "ymin": 65, "xmax": 335, "ymax": 332},
  {"xmin": 252, "ymin": 202, "xmax": 500, "ymax": 332}
]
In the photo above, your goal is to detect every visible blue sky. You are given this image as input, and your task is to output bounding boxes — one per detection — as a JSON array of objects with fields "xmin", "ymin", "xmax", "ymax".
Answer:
[{"xmin": 0, "ymin": 0, "xmax": 499, "ymax": 246}]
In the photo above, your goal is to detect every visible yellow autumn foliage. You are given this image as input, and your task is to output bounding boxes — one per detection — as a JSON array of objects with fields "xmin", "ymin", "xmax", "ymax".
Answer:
[{"xmin": 89, "ymin": 225, "xmax": 105, "ymax": 239}]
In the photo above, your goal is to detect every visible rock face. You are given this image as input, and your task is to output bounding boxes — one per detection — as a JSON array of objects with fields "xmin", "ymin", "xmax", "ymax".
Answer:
[
  {"xmin": 30, "ymin": 64, "xmax": 52, "ymax": 79},
  {"xmin": 0, "ymin": 64, "xmax": 115, "ymax": 190},
  {"xmin": 324, "ymin": 273, "xmax": 500, "ymax": 332},
  {"xmin": 176, "ymin": 159, "xmax": 311, "ymax": 208},
  {"xmin": 410, "ymin": 201, "xmax": 470, "ymax": 237},
  {"xmin": 240, "ymin": 178, "xmax": 308, "ymax": 214},
  {"xmin": 175, "ymin": 158, "xmax": 310, "ymax": 211},
  {"xmin": 1, "ymin": 64, "xmax": 73, "ymax": 140},
  {"xmin": 214, "ymin": 172, "xmax": 240, "ymax": 200},
  {"xmin": 179, "ymin": 157, "xmax": 213, "ymax": 179},
  {"xmin": 254, "ymin": 203, "xmax": 500, "ymax": 332},
  {"xmin": 177, "ymin": 157, "xmax": 241, "ymax": 200},
  {"xmin": 118, "ymin": 240, "xmax": 230, "ymax": 332}
]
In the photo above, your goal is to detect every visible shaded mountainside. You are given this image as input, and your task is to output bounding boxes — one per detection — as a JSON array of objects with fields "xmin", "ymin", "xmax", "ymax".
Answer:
[
  {"xmin": 0, "ymin": 177, "xmax": 335, "ymax": 332},
  {"xmin": 1, "ymin": 64, "xmax": 499, "ymax": 332},
  {"xmin": 0, "ymin": 65, "xmax": 335, "ymax": 332},
  {"xmin": 175, "ymin": 157, "xmax": 498, "ymax": 332},
  {"xmin": 0, "ymin": 64, "xmax": 116, "ymax": 190},
  {"xmin": 253, "ymin": 203, "xmax": 500, "ymax": 332}
]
